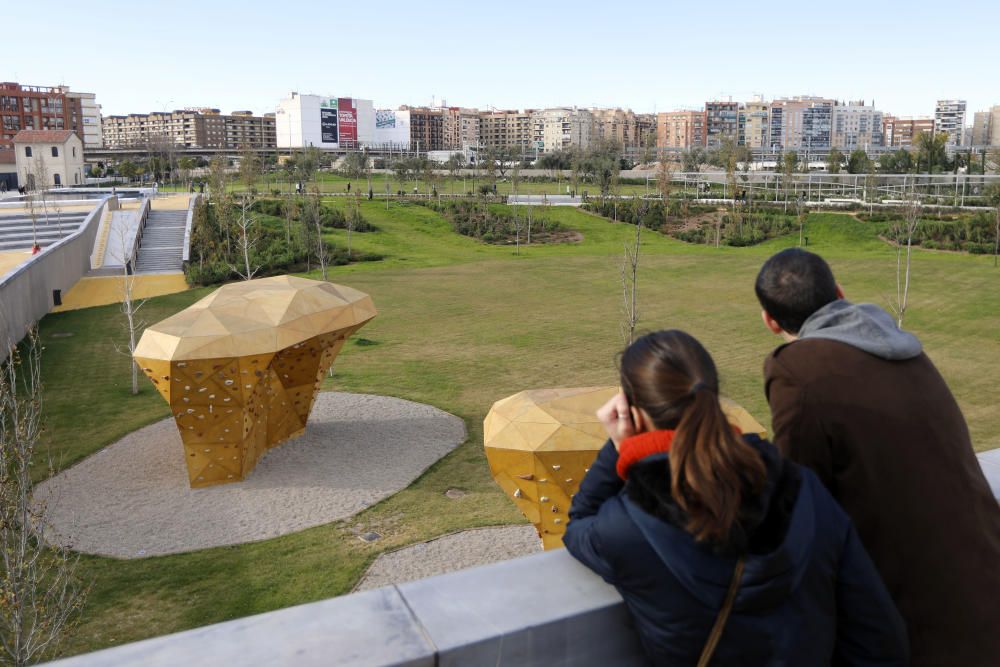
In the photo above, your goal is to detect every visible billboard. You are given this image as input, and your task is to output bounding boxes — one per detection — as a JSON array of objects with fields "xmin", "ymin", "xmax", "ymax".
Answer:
[
  {"xmin": 376, "ymin": 109, "xmax": 396, "ymax": 129},
  {"xmin": 338, "ymin": 98, "xmax": 357, "ymax": 147},
  {"xmin": 320, "ymin": 98, "xmax": 339, "ymax": 144}
]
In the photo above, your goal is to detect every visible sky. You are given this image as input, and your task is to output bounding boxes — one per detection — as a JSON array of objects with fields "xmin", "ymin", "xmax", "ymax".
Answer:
[{"xmin": 6, "ymin": 0, "xmax": 999, "ymax": 119}]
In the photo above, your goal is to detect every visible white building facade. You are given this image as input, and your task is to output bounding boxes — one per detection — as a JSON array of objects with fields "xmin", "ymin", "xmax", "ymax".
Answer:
[
  {"xmin": 831, "ymin": 103, "xmax": 884, "ymax": 151},
  {"xmin": 372, "ymin": 109, "xmax": 410, "ymax": 149},
  {"xmin": 13, "ymin": 130, "xmax": 85, "ymax": 188},
  {"xmin": 934, "ymin": 99, "xmax": 966, "ymax": 146},
  {"xmin": 531, "ymin": 108, "xmax": 593, "ymax": 153},
  {"xmin": 275, "ymin": 93, "xmax": 375, "ymax": 149},
  {"xmin": 60, "ymin": 88, "xmax": 102, "ymax": 149}
]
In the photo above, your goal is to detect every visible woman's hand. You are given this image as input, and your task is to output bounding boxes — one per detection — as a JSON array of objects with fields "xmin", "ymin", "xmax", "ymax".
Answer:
[{"xmin": 596, "ymin": 391, "xmax": 636, "ymax": 451}]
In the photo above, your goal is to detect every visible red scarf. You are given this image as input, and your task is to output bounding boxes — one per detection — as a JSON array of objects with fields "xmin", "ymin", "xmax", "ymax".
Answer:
[
  {"xmin": 616, "ymin": 426, "xmax": 743, "ymax": 480},
  {"xmin": 616, "ymin": 430, "xmax": 676, "ymax": 480}
]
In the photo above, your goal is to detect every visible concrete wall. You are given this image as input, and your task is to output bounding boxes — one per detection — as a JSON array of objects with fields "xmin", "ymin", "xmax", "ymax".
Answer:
[
  {"xmin": 0, "ymin": 196, "xmax": 111, "ymax": 350},
  {"xmin": 45, "ymin": 550, "xmax": 647, "ymax": 667},
  {"xmin": 41, "ymin": 454, "xmax": 1000, "ymax": 667}
]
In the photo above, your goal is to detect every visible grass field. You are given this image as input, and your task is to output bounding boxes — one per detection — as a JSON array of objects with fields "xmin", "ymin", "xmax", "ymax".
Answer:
[
  {"xmin": 33, "ymin": 201, "xmax": 1000, "ymax": 658},
  {"xmin": 159, "ymin": 170, "xmax": 701, "ymax": 198}
]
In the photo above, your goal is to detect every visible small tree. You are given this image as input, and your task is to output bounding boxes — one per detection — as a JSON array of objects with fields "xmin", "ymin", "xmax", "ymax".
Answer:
[
  {"xmin": 847, "ymin": 149, "xmax": 871, "ymax": 175},
  {"xmin": 827, "ymin": 148, "xmax": 844, "ymax": 174},
  {"xmin": 305, "ymin": 190, "xmax": 328, "ymax": 280},
  {"xmin": 177, "ymin": 157, "xmax": 196, "ymax": 190},
  {"xmin": 1, "ymin": 332, "xmax": 88, "ymax": 666},
  {"xmin": 238, "ymin": 147, "xmax": 261, "ymax": 195},
  {"xmin": 782, "ymin": 151, "xmax": 798, "ymax": 213},
  {"xmin": 620, "ymin": 206, "xmax": 643, "ymax": 344},
  {"xmin": 229, "ymin": 194, "xmax": 260, "ymax": 281},
  {"xmin": 207, "ymin": 157, "xmax": 228, "ymax": 200},
  {"xmin": 114, "ymin": 224, "xmax": 147, "ymax": 395},
  {"xmin": 890, "ymin": 198, "xmax": 921, "ymax": 327}
]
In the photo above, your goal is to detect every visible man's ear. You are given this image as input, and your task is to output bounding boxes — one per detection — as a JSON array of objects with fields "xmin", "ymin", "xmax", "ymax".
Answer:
[
  {"xmin": 835, "ymin": 284, "xmax": 846, "ymax": 300},
  {"xmin": 761, "ymin": 309, "xmax": 784, "ymax": 336}
]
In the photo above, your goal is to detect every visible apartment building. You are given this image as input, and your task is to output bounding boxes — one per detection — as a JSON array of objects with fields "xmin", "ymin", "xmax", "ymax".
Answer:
[
  {"xmin": 61, "ymin": 89, "xmax": 102, "ymax": 149},
  {"xmin": 769, "ymin": 97, "xmax": 837, "ymax": 151},
  {"xmin": 635, "ymin": 113, "xmax": 656, "ymax": 149},
  {"xmin": 883, "ymin": 116, "xmax": 935, "ymax": 147},
  {"xmin": 934, "ymin": 99, "xmax": 966, "ymax": 146},
  {"xmin": 402, "ymin": 107, "xmax": 445, "ymax": 152},
  {"xmin": 704, "ymin": 100, "xmax": 739, "ymax": 149},
  {"xmin": 103, "ymin": 110, "xmax": 222, "ymax": 149},
  {"xmin": 740, "ymin": 99, "xmax": 770, "ymax": 149},
  {"xmin": 0, "ymin": 82, "xmax": 88, "ymax": 155},
  {"xmin": 532, "ymin": 108, "xmax": 593, "ymax": 153},
  {"xmin": 970, "ymin": 106, "xmax": 1000, "ymax": 147},
  {"xmin": 590, "ymin": 108, "xmax": 648, "ymax": 148},
  {"xmin": 441, "ymin": 107, "xmax": 480, "ymax": 150},
  {"xmin": 831, "ymin": 102, "xmax": 883, "ymax": 150},
  {"xmin": 225, "ymin": 111, "xmax": 277, "ymax": 150},
  {"xmin": 656, "ymin": 110, "xmax": 706, "ymax": 150},
  {"xmin": 478, "ymin": 110, "xmax": 534, "ymax": 152},
  {"xmin": 103, "ymin": 108, "xmax": 276, "ymax": 150}
]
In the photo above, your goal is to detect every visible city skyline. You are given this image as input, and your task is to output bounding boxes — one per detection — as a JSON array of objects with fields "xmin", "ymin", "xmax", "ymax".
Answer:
[{"xmin": 6, "ymin": 0, "xmax": 998, "ymax": 119}]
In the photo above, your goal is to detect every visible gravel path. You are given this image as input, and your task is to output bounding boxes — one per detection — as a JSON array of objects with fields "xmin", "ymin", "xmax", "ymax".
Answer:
[
  {"xmin": 354, "ymin": 525, "xmax": 542, "ymax": 591},
  {"xmin": 34, "ymin": 393, "xmax": 466, "ymax": 559}
]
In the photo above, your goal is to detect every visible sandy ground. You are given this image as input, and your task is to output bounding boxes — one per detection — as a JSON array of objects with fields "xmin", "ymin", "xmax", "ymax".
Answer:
[
  {"xmin": 354, "ymin": 525, "xmax": 543, "ymax": 591},
  {"xmin": 34, "ymin": 393, "xmax": 466, "ymax": 559}
]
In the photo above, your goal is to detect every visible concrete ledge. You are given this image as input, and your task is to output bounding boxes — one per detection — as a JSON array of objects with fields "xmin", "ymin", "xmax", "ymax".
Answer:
[
  {"xmin": 43, "ymin": 454, "xmax": 1000, "ymax": 667},
  {"xmin": 46, "ymin": 550, "xmax": 647, "ymax": 667}
]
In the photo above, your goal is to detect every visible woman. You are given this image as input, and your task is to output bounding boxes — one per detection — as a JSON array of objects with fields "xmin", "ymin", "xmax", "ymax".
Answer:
[{"xmin": 564, "ymin": 330, "xmax": 907, "ymax": 665}]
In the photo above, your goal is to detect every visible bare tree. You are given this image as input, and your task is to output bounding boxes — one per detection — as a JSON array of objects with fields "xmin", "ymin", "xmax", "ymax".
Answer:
[
  {"xmin": 238, "ymin": 147, "xmax": 261, "ymax": 195},
  {"xmin": 890, "ymin": 198, "xmax": 921, "ymax": 328},
  {"xmin": 1, "ymin": 331, "xmax": 88, "ymax": 667},
  {"xmin": 229, "ymin": 194, "xmax": 260, "ymax": 281},
  {"xmin": 114, "ymin": 224, "xmax": 147, "ymax": 395},
  {"xmin": 207, "ymin": 157, "xmax": 228, "ymax": 201},
  {"xmin": 347, "ymin": 192, "xmax": 363, "ymax": 256},
  {"xmin": 305, "ymin": 190, "xmax": 328, "ymax": 281},
  {"xmin": 620, "ymin": 208, "xmax": 643, "ymax": 344}
]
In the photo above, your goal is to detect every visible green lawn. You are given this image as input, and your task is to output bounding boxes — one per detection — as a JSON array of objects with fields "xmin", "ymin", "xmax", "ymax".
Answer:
[
  {"xmin": 35, "ymin": 204, "xmax": 1000, "ymax": 658},
  {"xmin": 160, "ymin": 170, "xmax": 687, "ymax": 198}
]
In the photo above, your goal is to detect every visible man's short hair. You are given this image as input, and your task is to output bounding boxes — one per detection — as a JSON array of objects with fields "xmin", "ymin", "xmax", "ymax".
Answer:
[{"xmin": 755, "ymin": 249, "xmax": 838, "ymax": 334}]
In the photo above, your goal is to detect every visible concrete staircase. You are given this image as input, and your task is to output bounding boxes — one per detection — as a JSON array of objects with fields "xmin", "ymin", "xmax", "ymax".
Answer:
[
  {"xmin": 0, "ymin": 212, "xmax": 87, "ymax": 251},
  {"xmin": 134, "ymin": 208, "xmax": 186, "ymax": 273}
]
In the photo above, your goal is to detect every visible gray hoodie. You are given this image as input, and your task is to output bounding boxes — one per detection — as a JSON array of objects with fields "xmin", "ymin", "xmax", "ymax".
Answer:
[{"xmin": 797, "ymin": 300, "xmax": 922, "ymax": 361}]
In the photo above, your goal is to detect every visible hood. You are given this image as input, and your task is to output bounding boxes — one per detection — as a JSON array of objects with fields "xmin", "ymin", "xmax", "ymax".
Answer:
[
  {"xmin": 623, "ymin": 438, "xmax": 815, "ymax": 612},
  {"xmin": 797, "ymin": 300, "xmax": 922, "ymax": 361}
]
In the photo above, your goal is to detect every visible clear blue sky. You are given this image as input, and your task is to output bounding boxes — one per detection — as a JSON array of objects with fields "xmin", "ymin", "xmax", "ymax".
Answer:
[{"xmin": 6, "ymin": 0, "xmax": 998, "ymax": 119}]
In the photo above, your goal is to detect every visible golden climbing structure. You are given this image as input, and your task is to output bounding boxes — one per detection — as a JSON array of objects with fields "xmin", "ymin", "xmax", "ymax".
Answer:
[
  {"xmin": 484, "ymin": 387, "xmax": 767, "ymax": 549},
  {"xmin": 133, "ymin": 276, "xmax": 376, "ymax": 488}
]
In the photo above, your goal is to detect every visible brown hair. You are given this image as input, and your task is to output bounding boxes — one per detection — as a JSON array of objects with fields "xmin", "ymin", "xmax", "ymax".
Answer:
[{"xmin": 619, "ymin": 330, "xmax": 766, "ymax": 543}]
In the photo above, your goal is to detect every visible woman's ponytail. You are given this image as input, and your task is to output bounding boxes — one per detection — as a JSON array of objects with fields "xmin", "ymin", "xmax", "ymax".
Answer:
[
  {"xmin": 620, "ymin": 331, "xmax": 767, "ymax": 544},
  {"xmin": 670, "ymin": 384, "xmax": 766, "ymax": 543}
]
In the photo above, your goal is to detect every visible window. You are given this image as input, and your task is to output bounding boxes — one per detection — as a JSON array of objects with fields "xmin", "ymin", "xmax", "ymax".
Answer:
[
  {"xmin": 53, "ymin": 173, "xmax": 61, "ymax": 186},
  {"xmin": 25, "ymin": 146, "xmax": 32, "ymax": 158},
  {"xmin": 72, "ymin": 146, "xmax": 76, "ymax": 157},
  {"xmin": 51, "ymin": 146, "xmax": 59, "ymax": 157}
]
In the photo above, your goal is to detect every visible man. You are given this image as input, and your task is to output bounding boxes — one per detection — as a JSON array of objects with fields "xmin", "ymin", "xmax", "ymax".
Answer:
[{"xmin": 755, "ymin": 248, "xmax": 1000, "ymax": 666}]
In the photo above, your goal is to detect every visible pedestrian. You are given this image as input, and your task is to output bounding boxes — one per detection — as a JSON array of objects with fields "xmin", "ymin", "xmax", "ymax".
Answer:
[
  {"xmin": 565, "ymin": 330, "xmax": 907, "ymax": 666},
  {"xmin": 755, "ymin": 248, "xmax": 1000, "ymax": 666},
  {"xmin": 347, "ymin": 182, "xmax": 351, "ymax": 193}
]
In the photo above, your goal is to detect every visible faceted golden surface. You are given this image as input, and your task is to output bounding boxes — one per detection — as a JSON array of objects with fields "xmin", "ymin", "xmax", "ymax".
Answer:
[
  {"xmin": 134, "ymin": 276, "xmax": 376, "ymax": 488},
  {"xmin": 484, "ymin": 387, "xmax": 767, "ymax": 549}
]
